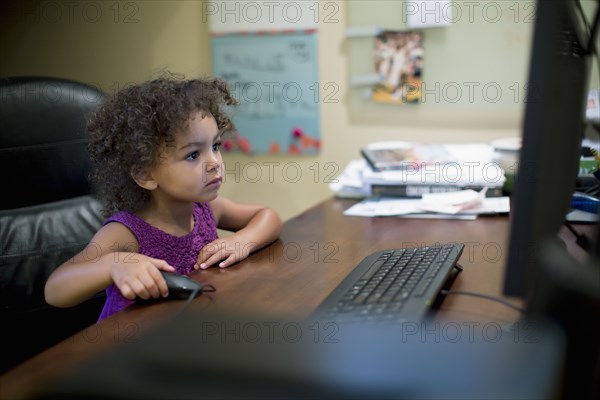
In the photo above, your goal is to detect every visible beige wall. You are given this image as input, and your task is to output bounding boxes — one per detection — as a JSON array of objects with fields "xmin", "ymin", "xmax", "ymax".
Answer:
[
  {"xmin": 0, "ymin": 1, "xmax": 212, "ymax": 93},
  {"xmin": 2, "ymin": 1, "xmax": 597, "ymax": 221}
]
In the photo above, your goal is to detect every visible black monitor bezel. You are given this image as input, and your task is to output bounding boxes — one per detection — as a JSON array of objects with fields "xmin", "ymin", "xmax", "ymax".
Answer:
[{"xmin": 503, "ymin": 0, "xmax": 593, "ymax": 302}]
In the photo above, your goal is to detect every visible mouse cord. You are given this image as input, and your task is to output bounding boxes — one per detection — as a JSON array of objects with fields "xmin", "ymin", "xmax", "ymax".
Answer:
[
  {"xmin": 183, "ymin": 288, "xmax": 202, "ymax": 308},
  {"xmin": 203, "ymin": 284, "xmax": 216, "ymax": 293},
  {"xmin": 175, "ymin": 285, "xmax": 217, "ymax": 318}
]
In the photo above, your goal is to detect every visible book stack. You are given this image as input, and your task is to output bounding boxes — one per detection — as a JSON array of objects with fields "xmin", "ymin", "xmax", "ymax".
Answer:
[{"xmin": 330, "ymin": 142, "xmax": 506, "ymax": 199}]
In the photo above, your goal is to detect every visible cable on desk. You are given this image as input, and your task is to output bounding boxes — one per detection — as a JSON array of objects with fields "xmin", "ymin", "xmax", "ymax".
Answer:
[
  {"xmin": 174, "ymin": 284, "xmax": 217, "ymax": 319},
  {"xmin": 440, "ymin": 290, "xmax": 524, "ymax": 313},
  {"xmin": 564, "ymin": 221, "xmax": 593, "ymax": 252}
]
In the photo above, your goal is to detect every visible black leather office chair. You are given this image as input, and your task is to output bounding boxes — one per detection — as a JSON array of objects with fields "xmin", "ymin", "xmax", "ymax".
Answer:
[{"xmin": 0, "ymin": 77, "xmax": 107, "ymax": 372}]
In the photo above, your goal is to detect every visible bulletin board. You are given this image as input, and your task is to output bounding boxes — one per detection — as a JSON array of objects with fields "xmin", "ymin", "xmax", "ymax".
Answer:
[{"xmin": 211, "ymin": 32, "xmax": 320, "ymax": 154}]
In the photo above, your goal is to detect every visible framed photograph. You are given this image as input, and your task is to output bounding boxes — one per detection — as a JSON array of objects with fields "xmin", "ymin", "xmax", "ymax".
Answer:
[
  {"xmin": 586, "ymin": 89, "xmax": 599, "ymax": 121},
  {"xmin": 372, "ymin": 31, "xmax": 424, "ymax": 104}
]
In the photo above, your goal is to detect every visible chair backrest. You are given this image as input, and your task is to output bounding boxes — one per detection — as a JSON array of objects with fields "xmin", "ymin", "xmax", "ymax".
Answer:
[
  {"xmin": 0, "ymin": 78, "xmax": 108, "ymax": 372},
  {"xmin": 0, "ymin": 76, "xmax": 106, "ymax": 209}
]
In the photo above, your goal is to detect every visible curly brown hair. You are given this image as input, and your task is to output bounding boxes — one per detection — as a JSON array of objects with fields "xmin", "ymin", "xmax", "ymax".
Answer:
[{"xmin": 87, "ymin": 73, "xmax": 238, "ymax": 217}]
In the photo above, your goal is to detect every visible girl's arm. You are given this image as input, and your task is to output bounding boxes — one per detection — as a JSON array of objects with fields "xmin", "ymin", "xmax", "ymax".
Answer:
[
  {"xmin": 196, "ymin": 196, "xmax": 283, "ymax": 269},
  {"xmin": 44, "ymin": 222, "xmax": 174, "ymax": 307}
]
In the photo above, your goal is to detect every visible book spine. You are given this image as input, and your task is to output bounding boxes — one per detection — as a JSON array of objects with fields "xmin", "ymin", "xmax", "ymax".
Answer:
[
  {"xmin": 371, "ymin": 184, "xmax": 504, "ymax": 198},
  {"xmin": 360, "ymin": 149, "xmax": 381, "ymax": 171}
]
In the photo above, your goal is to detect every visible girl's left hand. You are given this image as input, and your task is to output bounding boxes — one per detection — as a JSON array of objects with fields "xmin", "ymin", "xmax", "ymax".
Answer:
[{"xmin": 194, "ymin": 236, "xmax": 255, "ymax": 269}]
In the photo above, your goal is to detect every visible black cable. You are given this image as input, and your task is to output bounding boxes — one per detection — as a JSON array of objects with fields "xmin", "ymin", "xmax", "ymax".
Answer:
[
  {"xmin": 175, "ymin": 284, "xmax": 217, "ymax": 318},
  {"xmin": 575, "ymin": 0, "xmax": 593, "ymax": 32},
  {"xmin": 587, "ymin": 0, "xmax": 600, "ymax": 57},
  {"xmin": 590, "ymin": 2, "xmax": 600, "ymax": 96},
  {"xmin": 591, "ymin": 2, "xmax": 600, "ymax": 93},
  {"xmin": 202, "ymin": 284, "xmax": 217, "ymax": 293},
  {"xmin": 182, "ymin": 288, "xmax": 202, "ymax": 309},
  {"xmin": 565, "ymin": 220, "xmax": 580, "ymax": 239},
  {"xmin": 564, "ymin": 220, "xmax": 593, "ymax": 251},
  {"xmin": 440, "ymin": 289, "xmax": 524, "ymax": 313},
  {"xmin": 575, "ymin": 0, "xmax": 600, "ymax": 95}
]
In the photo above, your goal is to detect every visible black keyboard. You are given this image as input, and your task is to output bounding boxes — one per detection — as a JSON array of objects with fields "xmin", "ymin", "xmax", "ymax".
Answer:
[{"xmin": 311, "ymin": 243, "xmax": 464, "ymax": 323}]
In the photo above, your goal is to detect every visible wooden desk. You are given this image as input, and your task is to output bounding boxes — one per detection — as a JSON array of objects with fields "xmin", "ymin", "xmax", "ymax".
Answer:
[{"xmin": 0, "ymin": 197, "xmax": 591, "ymax": 399}]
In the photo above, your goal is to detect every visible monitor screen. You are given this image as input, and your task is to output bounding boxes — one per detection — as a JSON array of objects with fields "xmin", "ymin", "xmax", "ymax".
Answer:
[{"xmin": 503, "ymin": 0, "xmax": 595, "ymax": 302}]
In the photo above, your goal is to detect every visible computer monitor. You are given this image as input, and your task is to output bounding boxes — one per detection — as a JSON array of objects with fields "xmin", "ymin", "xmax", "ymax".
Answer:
[{"xmin": 503, "ymin": 0, "xmax": 596, "ymax": 302}]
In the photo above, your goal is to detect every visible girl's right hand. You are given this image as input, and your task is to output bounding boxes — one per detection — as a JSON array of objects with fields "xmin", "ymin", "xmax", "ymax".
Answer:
[{"xmin": 107, "ymin": 253, "xmax": 175, "ymax": 300}]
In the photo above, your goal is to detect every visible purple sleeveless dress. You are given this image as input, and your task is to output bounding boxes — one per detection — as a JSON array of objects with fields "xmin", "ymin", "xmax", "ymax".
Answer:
[{"xmin": 97, "ymin": 202, "xmax": 218, "ymax": 321}]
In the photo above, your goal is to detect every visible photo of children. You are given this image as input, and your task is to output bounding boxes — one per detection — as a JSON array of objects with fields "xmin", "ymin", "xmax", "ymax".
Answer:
[{"xmin": 372, "ymin": 31, "xmax": 424, "ymax": 104}]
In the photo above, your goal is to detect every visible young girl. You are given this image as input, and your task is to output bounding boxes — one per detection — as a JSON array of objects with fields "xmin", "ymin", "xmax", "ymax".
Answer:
[{"xmin": 44, "ymin": 74, "xmax": 283, "ymax": 320}]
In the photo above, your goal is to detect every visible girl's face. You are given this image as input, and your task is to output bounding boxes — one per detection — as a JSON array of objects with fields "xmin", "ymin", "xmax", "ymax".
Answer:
[{"xmin": 149, "ymin": 111, "xmax": 223, "ymax": 204}]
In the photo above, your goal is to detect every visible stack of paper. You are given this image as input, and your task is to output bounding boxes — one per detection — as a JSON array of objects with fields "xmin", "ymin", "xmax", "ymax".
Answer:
[
  {"xmin": 330, "ymin": 142, "xmax": 506, "ymax": 199},
  {"xmin": 343, "ymin": 189, "xmax": 510, "ymax": 220}
]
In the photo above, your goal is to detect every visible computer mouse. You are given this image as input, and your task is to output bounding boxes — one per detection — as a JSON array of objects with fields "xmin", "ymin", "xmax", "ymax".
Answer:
[{"xmin": 160, "ymin": 271, "xmax": 205, "ymax": 300}]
